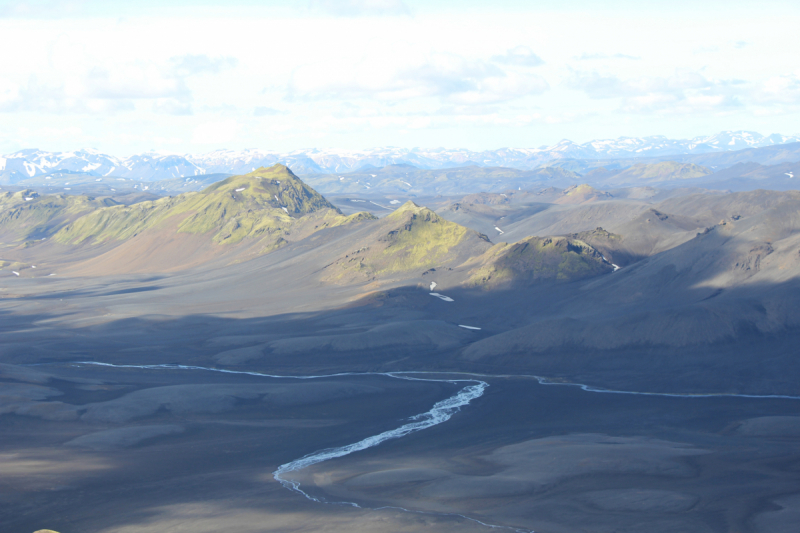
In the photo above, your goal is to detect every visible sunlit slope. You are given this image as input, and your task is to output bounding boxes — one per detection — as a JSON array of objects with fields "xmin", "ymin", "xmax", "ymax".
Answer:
[
  {"xmin": 466, "ymin": 236, "xmax": 612, "ymax": 288},
  {"xmin": 321, "ymin": 201, "xmax": 494, "ymax": 282},
  {"xmin": 54, "ymin": 165, "xmax": 340, "ymax": 246},
  {"xmin": 316, "ymin": 201, "xmax": 614, "ymax": 287},
  {"xmin": 50, "ymin": 165, "xmax": 373, "ymax": 274},
  {"xmin": 0, "ymin": 189, "xmax": 116, "ymax": 244}
]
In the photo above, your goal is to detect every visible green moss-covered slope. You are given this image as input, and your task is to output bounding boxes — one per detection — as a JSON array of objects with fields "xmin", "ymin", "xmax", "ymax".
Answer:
[
  {"xmin": 467, "ymin": 235, "xmax": 612, "ymax": 287},
  {"xmin": 54, "ymin": 165, "xmax": 345, "ymax": 246},
  {"xmin": 376, "ymin": 202, "xmax": 474, "ymax": 272},
  {"xmin": 323, "ymin": 201, "xmax": 492, "ymax": 281},
  {"xmin": 0, "ymin": 190, "xmax": 116, "ymax": 243}
]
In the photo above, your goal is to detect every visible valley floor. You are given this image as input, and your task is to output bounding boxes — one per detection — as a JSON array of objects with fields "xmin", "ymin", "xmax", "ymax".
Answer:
[
  {"xmin": 1, "ymin": 267, "xmax": 799, "ymax": 533},
  {"xmin": 2, "ymin": 362, "xmax": 799, "ymax": 533}
]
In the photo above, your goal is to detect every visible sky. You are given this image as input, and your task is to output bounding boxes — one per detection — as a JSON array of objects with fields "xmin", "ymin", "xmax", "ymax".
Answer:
[{"xmin": 1, "ymin": 0, "xmax": 799, "ymax": 155}]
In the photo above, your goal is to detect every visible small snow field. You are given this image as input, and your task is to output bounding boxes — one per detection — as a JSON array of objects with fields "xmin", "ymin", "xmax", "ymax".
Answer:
[
  {"xmin": 429, "ymin": 293, "xmax": 454, "ymax": 302},
  {"xmin": 235, "ymin": 187, "xmax": 245, "ymax": 192},
  {"xmin": 458, "ymin": 325, "xmax": 481, "ymax": 330}
]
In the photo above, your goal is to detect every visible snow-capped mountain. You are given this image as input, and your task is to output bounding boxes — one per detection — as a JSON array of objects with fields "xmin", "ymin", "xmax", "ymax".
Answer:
[
  {"xmin": 2, "ymin": 131, "xmax": 798, "ymax": 183},
  {"xmin": 0, "ymin": 149, "xmax": 122, "ymax": 181},
  {"xmin": 187, "ymin": 131, "xmax": 800, "ymax": 173},
  {"xmin": 120, "ymin": 153, "xmax": 205, "ymax": 181},
  {"xmin": 0, "ymin": 150, "xmax": 204, "ymax": 184}
]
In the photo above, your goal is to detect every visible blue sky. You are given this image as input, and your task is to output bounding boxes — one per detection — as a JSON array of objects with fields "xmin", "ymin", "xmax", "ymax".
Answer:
[{"xmin": 1, "ymin": 0, "xmax": 798, "ymax": 155}]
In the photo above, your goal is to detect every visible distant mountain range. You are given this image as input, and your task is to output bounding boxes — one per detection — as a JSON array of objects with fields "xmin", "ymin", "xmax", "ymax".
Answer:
[{"xmin": 2, "ymin": 131, "xmax": 799, "ymax": 183}]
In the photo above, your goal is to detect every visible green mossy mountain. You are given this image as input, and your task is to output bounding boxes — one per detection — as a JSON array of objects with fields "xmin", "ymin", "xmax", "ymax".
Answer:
[
  {"xmin": 467, "ymin": 235, "xmax": 612, "ymax": 288},
  {"xmin": 2, "ymin": 170, "xmax": 618, "ymax": 287},
  {"xmin": 54, "ymin": 165, "xmax": 348, "ymax": 246},
  {"xmin": 310, "ymin": 200, "xmax": 615, "ymax": 287},
  {"xmin": 323, "ymin": 201, "xmax": 493, "ymax": 282},
  {"xmin": 378, "ymin": 202, "xmax": 482, "ymax": 270},
  {"xmin": 0, "ymin": 189, "xmax": 118, "ymax": 243}
]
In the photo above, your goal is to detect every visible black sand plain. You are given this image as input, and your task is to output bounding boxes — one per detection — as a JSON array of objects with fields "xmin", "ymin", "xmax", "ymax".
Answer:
[{"xmin": 2, "ymin": 262, "xmax": 799, "ymax": 533}]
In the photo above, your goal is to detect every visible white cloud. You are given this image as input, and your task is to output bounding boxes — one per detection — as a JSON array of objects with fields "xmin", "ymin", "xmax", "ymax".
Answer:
[
  {"xmin": 0, "ymin": 75, "xmax": 136, "ymax": 113},
  {"xmin": 17, "ymin": 125, "xmax": 82, "ymax": 137},
  {"xmin": 308, "ymin": 0, "xmax": 411, "ymax": 17},
  {"xmin": 288, "ymin": 52, "xmax": 547, "ymax": 104},
  {"xmin": 492, "ymin": 46, "xmax": 544, "ymax": 67},
  {"xmin": 84, "ymin": 65, "xmax": 188, "ymax": 100},
  {"xmin": 0, "ymin": 53, "xmax": 236, "ymax": 115},
  {"xmin": 575, "ymin": 53, "xmax": 640, "ymax": 61},
  {"xmin": 1, "ymin": 6, "xmax": 799, "ymax": 153},
  {"xmin": 566, "ymin": 68, "xmax": 744, "ymax": 114},
  {"xmin": 755, "ymin": 73, "xmax": 800, "ymax": 105},
  {"xmin": 192, "ymin": 119, "xmax": 240, "ymax": 145},
  {"xmin": 171, "ymin": 55, "xmax": 238, "ymax": 76},
  {"xmin": 254, "ymin": 106, "xmax": 282, "ymax": 116},
  {"xmin": 153, "ymin": 99, "xmax": 193, "ymax": 116},
  {"xmin": 0, "ymin": 0, "xmax": 83, "ymax": 18}
]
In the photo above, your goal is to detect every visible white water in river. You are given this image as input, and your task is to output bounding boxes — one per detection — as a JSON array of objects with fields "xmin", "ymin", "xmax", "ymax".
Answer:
[
  {"xmin": 273, "ymin": 376, "xmax": 486, "ymax": 500},
  {"xmin": 62, "ymin": 361, "xmax": 800, "ymax": 532},
  {"xmin": 68, "ymin": 362, "xmax": 528, "ymax": 531}
]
